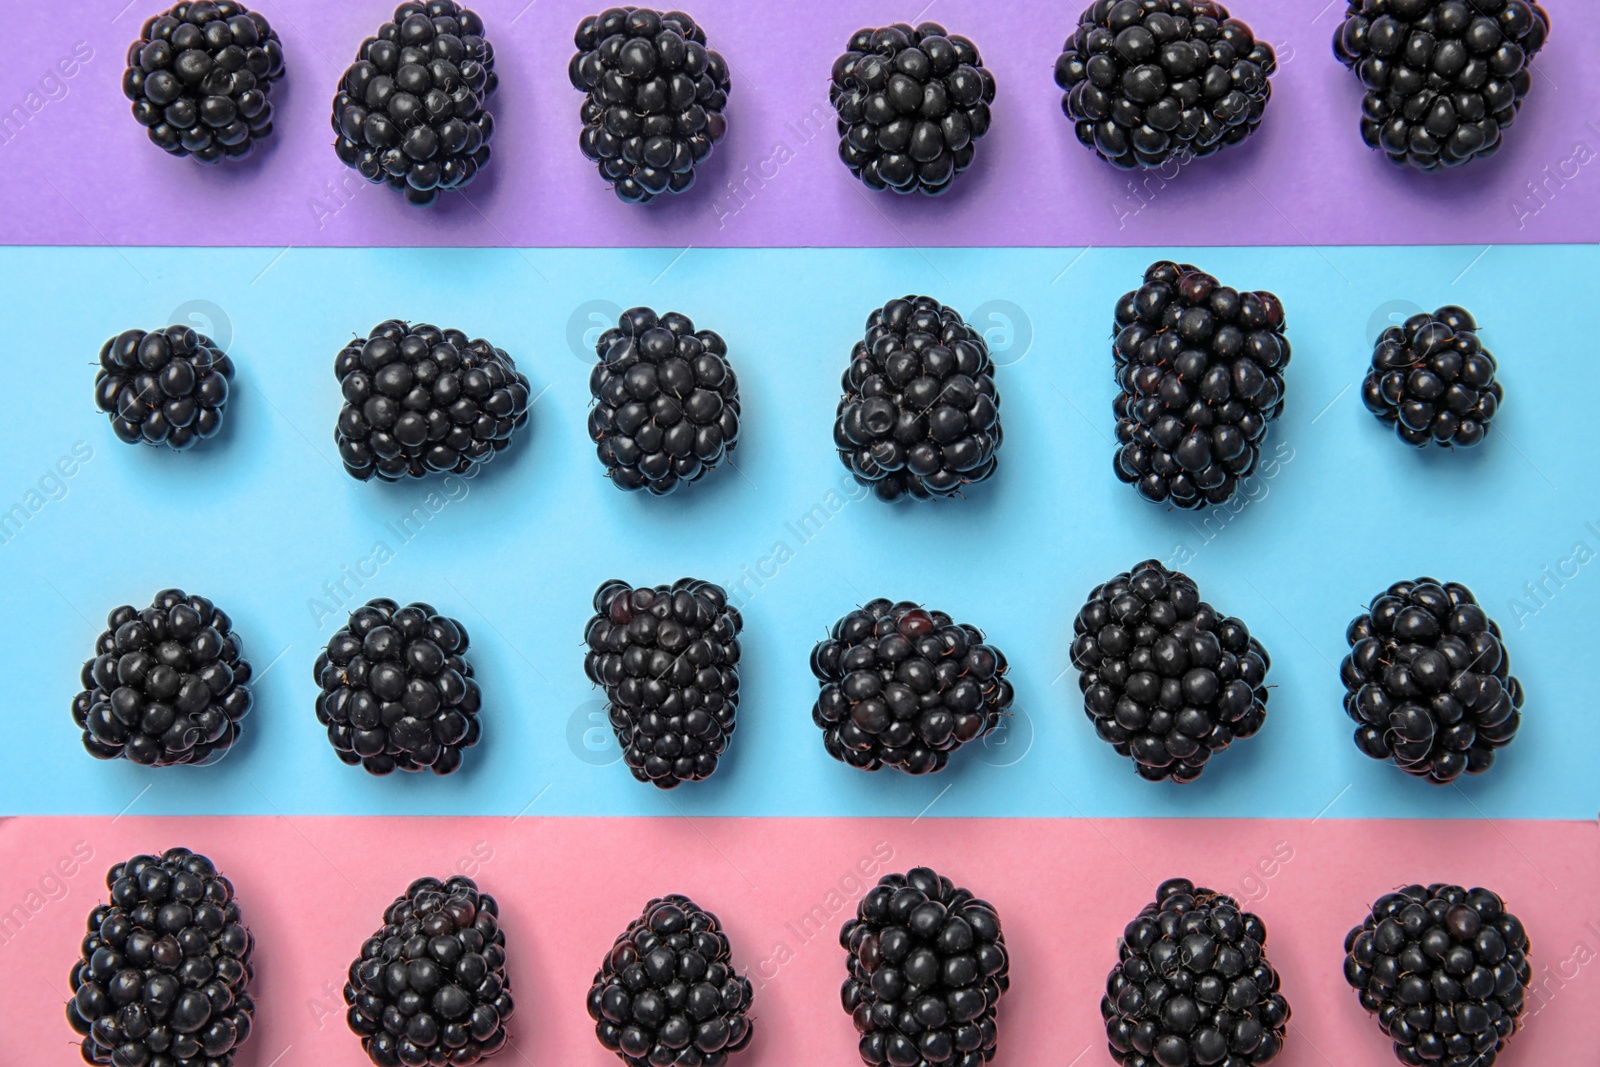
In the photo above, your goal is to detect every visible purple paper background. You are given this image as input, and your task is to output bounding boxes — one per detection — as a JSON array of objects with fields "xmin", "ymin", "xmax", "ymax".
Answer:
[{"xmin": 3, "ymin": 0, "xmax": 1595, "ymax": 247}]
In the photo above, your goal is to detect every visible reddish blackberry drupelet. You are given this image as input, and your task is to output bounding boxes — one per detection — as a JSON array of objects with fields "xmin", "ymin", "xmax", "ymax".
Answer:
[
  {"xmin": 1362, "ymin": 305, "xmax": 1502, "ymax": 448},
  {"xmin": 96, "ymin": 326, "xmax": 235, "ymax": 450}
]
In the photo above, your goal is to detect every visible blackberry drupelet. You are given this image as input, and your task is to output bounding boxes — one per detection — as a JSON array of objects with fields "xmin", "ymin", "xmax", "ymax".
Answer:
[
  {"xmin": 96, "ymin": 326, "xmax": 235, "ymax": 450},
  {"xmin": 1112, "ymin": 261, "xmax": 1291, "ymax": 510},
  {"xmin": 124, "ymin": 2, "xmax": 285, "ymax": 162},
  {"xmin": 1054, "ymin": 0, "xmax": 1277, "ymax": 170},
  {"xmin": 1333, "ymin": 0, "xmax": 1551, "ymax": 171},
  {"xmin": 67, "ymin": 848, "xmax": 255, "ymax": 1067},
  {"xmin": 332, "ymin": 1, "xmax": 497, "ymax": 206},
  {"xmin": 1341, "ymin": 578, "xmax": 1522, "ymax": 783},
  {"xmin": 584, "ymin": 579, "xmax": 742, "ymax": 788},
  {"xmin": 334, "ymin": 320, "xmax": 532, "ymax": 482},
  {"xmin": 830, "ymin": 22, "xmax": 996, "ymax": 195},
  {"xmin": 586, "ymin": 895, "xmax": 754, "ymax": 1065},
  {"xmin": 569, "ymin": 8, "xmax": 732, "ymax": 203},
  {"xmin": 315, "ymin": 598, "xmax": 483, "ymax": 776},
  {"xmin": 1361, "ymin": 305, "xmax": 1502, "ymax": 448},
  {"xmin": 1344, "ymin": 884, "xmax": 1530, "ymax": 1066},
  {"xmin": 344, "ymin": 876, "xmax": 514, "ymax": 1066},
  {"xmin": 841, "ymin": 866, "xmax": 1009, "ymax": 1067},
  {"xmin": 812, "ymin": 600, "xmax": 1012, "ymax": 775},
  {"xmin": 588, "ymin": 307, "xmax": 741, "ymax": 494}
]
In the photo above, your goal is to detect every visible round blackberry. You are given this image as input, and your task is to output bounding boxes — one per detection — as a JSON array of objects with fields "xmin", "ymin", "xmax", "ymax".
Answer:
[
  {"xmin": 67, "ymin": 848, "xmax": 255, "ymax": 1067},
  {"xmin": 841, "ymin": 866, "xmax": 1009, "ymax": 1067},
  {"xmin": 588, "ymin": 307, "xmax": 741, "ymax": 495},
  {"xmin": 1054, "ymin": 0, "xmax": 1277, "ymax": 170},
  {"xmin": 1361, "ymin": 305, "xmax": 1502, "ymax": 448},
  {"xmin": 95, "ymin": 326, "xmax": 235, "ymax": 450},
  {"xmin": 1344, "ymin": 884, "xmax": 1530, "ymax": 1066},
  {"xmin": 334, "ymin": 320, "xmax": 532, "ymax": 482},
  {"xmin": 332, "ymin": 1, "xmax": 497, "ymax": 206},
  {"xmin": 344, "ymin": 876, "xmax": 514, "ymax": 1066},
  {"xmin": 1341, "ymin": 578, "xmax": 1522, "ymax": 784},
  {"xmin": 569, "ymin": 8, "xmax": 731, "ymax": 204},
  {"xmin": 1112, "ymin": 261, "xmax": 1291, "ymax": 510},
  {"xmin": 586, "ymin": 895, "xmax": 754, "ymax": 1065},
  {"xmin": 314, "ymin": 598, "xmax": 483, "ymax": 776},
  {"xmin": 1333, "ymin": 0, "xmax": 1551, "ymax": 171},
  {"xmin": 583, "ymin": 579, "xmax": 742, "ymax": 788},
  {"xmin": 830, "ymin": 22, "xmax": 996, "ymax": 195}
]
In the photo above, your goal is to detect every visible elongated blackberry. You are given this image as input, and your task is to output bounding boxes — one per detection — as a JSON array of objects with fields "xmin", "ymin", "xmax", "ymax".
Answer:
[
  {"xmin": 96, "ymin": 326, "xmax": 234, "ymax": 450},
  {"xmin": 1362, "ymin": 305, "xmax": 1501, "ymax": 448}
]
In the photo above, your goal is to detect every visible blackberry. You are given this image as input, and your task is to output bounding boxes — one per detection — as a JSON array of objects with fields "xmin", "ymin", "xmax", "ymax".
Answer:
[
  {"xmin": 334, "ymin": 320, "xmax": 532, "ymax": 482},
  {"xmin": 586, "ymin": 895, "xmax": 754, "ymax": 1065},
  {"xmin": 588, "ymin": 307, "xmax": 741, "ymax": 495},
  {"xmin": 811, "ymin": 600, "xmax": 1012, "ymax": 775},
  {"xmin": 95, "ymin": 326, "xmax": 235, "ymax": 450},
  {"xmin": 830, "ymin": 22, "xmax": 996, "ymax": 195},
  {"xmin": 1341, "ymin": 578, "xmax": 1522, "ymax": 784},
  {"xmin": 1103, "ymin": 877, "xmax": 1290, "ymax": 1067},
  {"xmin": 583, "ymin": 579, "xmax": 742, "ymax": 788},
  {"xmin": 332, "ymin": 1, "xmax": 497, "ymax": 206},
  {"xmin": 344, "ymin": 876, "xmax": 514, "ymax": 1066},
  {"xmin": 1333, "ymin": 0, "xmax": 1551, "ymax": 171},
  {"xmin": 1112, "ymin": 261, "xmax": 1291, "ymax": 510},
  {"xmin": 1071, "ymin": 560, "xmax": 1270, "ymax": 783},
  {"xmin": 1054, "ymin": 0, "xmax": 1277, "ymax": 170},
  {"xmin": 314, "ymin": 598, "xmax": 483, "ymax": 776},
  {"xmin": 1344, "ymin": 884, "xmax": 1530, "ymax": 1066},
  {"xmin": 569, "ymin": 8, "xmax": 731, "ymax": 203},
  {"xmin": 1361, "ymin": 305, "xmax": 1502, "ymax": 448},
  {"xmin": 840, "ymin": 866, "xmax": 1009, "ymax": 1067},
  {"xmin": 67, "ymin": 848, "xmax": 255, "ymax": 1067}
]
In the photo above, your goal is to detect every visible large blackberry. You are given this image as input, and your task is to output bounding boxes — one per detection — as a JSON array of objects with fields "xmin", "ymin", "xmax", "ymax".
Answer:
[
  {"xmin": 1344, "ymin": 884, "xmax": 1530, "ymax": 1066},
  {"xmin": 588, "ymin": 307, "xmax": 741, "ymax": 494},
  {"xmin": 586, "ymin": 895, "xmax": 754, "ymax": 1065},
  {"xmin": 315, "ymin": 598, "xmax": 483, "ymax": 776},
  {"xmin": 67, "ymin": 848, "xmax": 255, "ymax": 1066},
  {"xmin": 1341, "ymin": 578, "xmax": 1522, "ymax": 784},
  {"xmin": 96, "ymin": 326, "xmax": 235, "ymax": 450},
  {"xmin": 344, "ymin": 876, "xmax": 514, "ymax": 1066},
  {"xmin": 332, "ymin": 1, "xmax": 497, "ymax": 206},
  {"xmin": 569, "ymin": 8, "xmax": 731, "ymax": 203},
  {"xmin": 1112, "ymin": 262, "xmax": 1291, "ymax": 510},
  {"xmin": 1362, "ymin": 306, "xmax": 1502, "ymax": 448},
  {"xmin": 583, "ymin": 579, "xmax": 742, "ymax": 788},
  {"xmin": 841, "ymin": 866, "xmax": 1009, "ymax": 1067},
  {"xmin": 830, "ymin": 22, "xmax": 996, "ymax": 195},
  {"xmin": 334, "ymin": 320, "xmax": 532, "ymax": 482},
  {"xmin": 1333, "ymin": 0, "xmax": 1551, "ymax": 171}
]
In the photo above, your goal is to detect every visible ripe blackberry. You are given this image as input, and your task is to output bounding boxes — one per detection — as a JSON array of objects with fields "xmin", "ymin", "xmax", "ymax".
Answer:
[
  {"xmin": 334, "ymin": 320, "xmax": 532, "ymax": 482},
  {"xmin": 584, "ymin": 579, "xmax": 742, "ymax": 788},
  {"xmin": 67, "ymin": 848, "xmax": 255, "ymax": 1067},
  {"xmin": 569, "ymin": 8, "xmax": 731, "ymax": 204},
  {"xmin": 1333, "ymin": 0, "xmax": 1551, "ymax": 171},
  {"xmin": 841, "ymin": 866, "xmax": 1009, "ymax": 1067},
  {"xmin": 1341, "ymin": 578, "xmax": 1522, "ymax": 784},
  {"xmin": 1362, "ymin": 305, "xmax": 1502, "ymax": 448},
  {"xmin": 586, "ymin": 895, "xmax": 754, "ymax": 1065},
  {"xmin": 1112, "ymin": 261, "xmax": 1291, "ymax": 510},
  {"xmin": 95, "ymin": 326, "xmax": 235, "ymax": 450},
  {"xmin": 830, "ymin": 22, "xmax": 996, "ymax": 195},
  {"xmin": 588, "ymin": 307, "xmax": 741, "ymax": 495},
  {"xmin": 1344, "ymin": 884, "xmax": 1530, "ymax": 1066},
  {"xmin": 315, "ymin": 598, "xmax": 483, "ymax": 776},
  {"xmin": 344, "ymin": 876, "xmax": 514, "ymax": 1066},
  {"xmin": 332, "ymin": 1, "xmax": 497, "ymax": 206},
  {"xmin": 1054, "ymin": 0, "xmax": 1277, "ymax": 170}
]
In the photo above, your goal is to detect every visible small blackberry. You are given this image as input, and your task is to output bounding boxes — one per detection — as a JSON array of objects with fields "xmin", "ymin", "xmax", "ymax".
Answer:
[
  {"xmin": 344, "ymin": 876, "xmax": 514, "ymax": 1066},
  {"xmin": 583, "ymin": 579, "xmax": 742, "ymax": 788},
  {"xmin": 334, "ymin": 320, "xmax": 532, "ymax": 482},
  {"xmin": 1112, "ymin": 261, "xmax": 1291, "ymax": 510},
  {"xmin": 315, "ymin": 598, "xmax": 483, "ymax": 776},
  {"xmin": 830, "ymin": 22, "xmax": 996, "ymax": 195},
  {"xmin": 1341, "ymin": 578, "xmax": 1522, "ymax": 784},
  {"xmin": 569, "ymin": 8, "xmax": 732, "ymax": 203},
  {"xmin": 1361, "ymin": 305, "xmax": 1501, "ymax": 448},
  {"xmin": 586, "ymin": 895, "xmax": 754, "ymax": 1066},
  {"xmin": 588, "ymin": 307, "xmax": 741, "ymax": 494},
  {"xmin": 332, "ymin": 1, "xmax": 497, "ymax": 206},
  {"xmin": 95, "ymin": 326, "xmax": 235, "ymax": 450},
  {"xmin": 841, "ymin": 866, "xmax": 1009, "ymax": 1067},
  {"xmin": 67, "ymin": 848, "xmax": 255, "ymax": 1067},
  {"xmin": 1344, "ymin": 884, "xmax": 1530, "ymax": 1066}
]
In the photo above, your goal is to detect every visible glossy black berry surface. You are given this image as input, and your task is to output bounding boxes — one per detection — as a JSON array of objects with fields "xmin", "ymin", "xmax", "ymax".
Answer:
[
  {"xmin": 96, "ymin": 326, "xmax": 235, "ymax": 451},
  {"xmin": 1362, "ymin": 305, "xmax": 1501, "ymax": 448}
]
